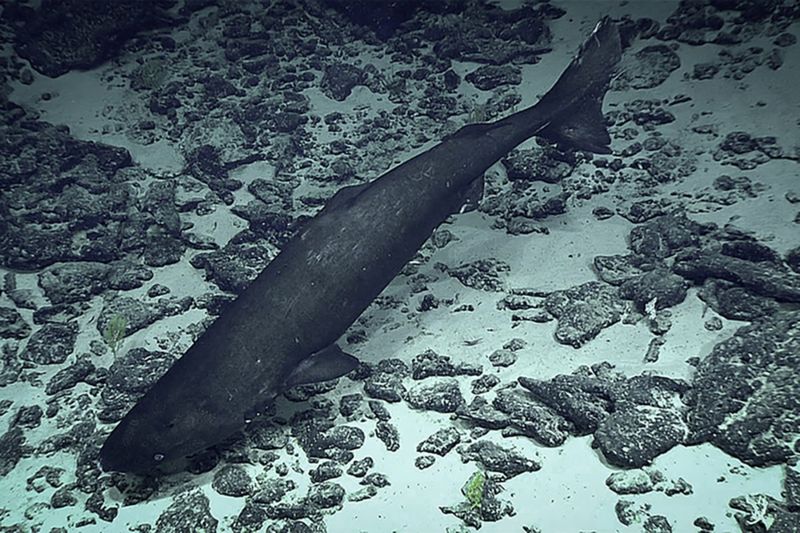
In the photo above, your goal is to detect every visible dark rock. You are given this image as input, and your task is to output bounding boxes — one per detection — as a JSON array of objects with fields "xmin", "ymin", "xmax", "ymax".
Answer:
[
  {"xmin": 697, "ymin": 279, "xmax": 779, "ymax": 321},
  {"xmin": 593, "ymin": 255, "xmax": 645, "ymax": 286},
  {"xmin": 594, "ymin": 406, "xmax": 687, "ymax": 468},
  {"xmin": 629, "ymin": 212, "xmax": 708, "ymax": 259},
  {"xmin": 155, "ymin": 489, "xmax": 218, "ymax": 533},
  {"xmin": 471, "ymin": 374, "xmax": 500, "ymax": 394},
  {"xmin": 614, "ymin": 45, "xmax": 680, "ymax": 89},
  {"xmin": 309, "ymin": 461, "xmax": 343, "ymax": 483},
  {"xmin": 232, "ymin": 502, "xmax": 267, "ymax": 533},
  {"xmin": 338, "ymin": 393, "xmax": 363, "ymax": 417},
  {"xmin": 488, "ymin": 349, "xmax": 517, "ymax": 367},
  {"xmin": 320, "ymin": 63, "xmax": 366, "ymax": 101},
  {"xmin": 417, "ymin": 428, "xmax": 461, "ymax": 456},
  {"xmin": 360, "ymin": 472, "xmax": 390, "ymax": 488},
  {"xmin": 784, "ymin": 246, "xmax": 800, "ymax": 274},
  {"xmin": 347, "ymin": 457, "xmax": 373, "ymax": 477},
  {"xmin": 37, "ymin": 262, "xmax": 143, "ymax": 305},
  {"xmin": 323, "ymin": 0, "xmax": 420, "ymax": 40},
  {"xmin": 363, "ymin": 371, "xmax": 406, "ymax": 403},
  {"xmin": 306, "ymin": 481, "xmax": 344, "ymax": 509},
  {"xmin": 12, "ymin": 405, "xmax": 43, "ymax": 429},
  {"xmin": 212, "ymin": 464, "xmax": 254, "ymax": 497},
  {"xmin": 0, "ymin": 307, "xmax": 30, "ymax": 339},
  {"xmin": 493, "ymin": 388, "xmax": 570, "ymax": 446},
  {"xmin": 411, "ymin": 349, "xmax": 482, "ymax": 380},
  {"xmin": 191, "ymin": 241, "xmax": 274, "ymax": 294},
  {"xmin": 368, "ymin": 400, "xmax": 391, "ymax": 421},
  {"xmin": 0, "ymin": 427, "xmax": 30, "ymax": 476},
  {"xmin": 618, "ymin": 268, "xmax": 689, "ymax": 311},
  {"xmin": 20, "ymin": 322, "xmax": 79, "ymax": 365},
  {"xmin": 544, "ymin": 282, "xmax": 626, "ymax": 348},
  {"xmin": 406, "ymin": 378, "xmax": 465, "ymax": 413},
  {"xmin": 686, "ymin": 312, "xmax": 800, "ymax": 466},
  {"xmin": 465, "ymin": 64, "xmax": 522, "ymax": 90},
  {"xmin": 438, "ymin": 259, "xmax": 510, "ymax": 292},
  {"xmin": 15, "ymin": 0, "xmax": 166, "ymax": 77},
  {"xmin": 375, "ymin": 421, "xmax": 399, "ymax": 452},
  {"xmin": 673, "ymin": 250, "xmax": 800, "ymax": 302},
  {"xmin": 457, "ymin": 440, "xmax": 540, "ymax": 479}
]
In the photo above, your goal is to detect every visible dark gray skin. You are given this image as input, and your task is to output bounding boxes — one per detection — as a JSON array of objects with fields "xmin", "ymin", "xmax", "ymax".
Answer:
[{"xmin": 100, "ymin": 18, "xmax": 621, "ymax": 474}]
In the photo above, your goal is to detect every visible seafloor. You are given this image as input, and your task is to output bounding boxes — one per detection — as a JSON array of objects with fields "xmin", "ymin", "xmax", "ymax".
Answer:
[{"xmin": 0, "ymin": 0, "xmax": 799, "ymax": 532}]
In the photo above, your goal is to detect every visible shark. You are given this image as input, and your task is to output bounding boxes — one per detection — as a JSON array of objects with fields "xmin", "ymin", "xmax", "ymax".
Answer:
[{"xmin": 99, "ymin": 17, "xmax": 622, "ymax": 474}]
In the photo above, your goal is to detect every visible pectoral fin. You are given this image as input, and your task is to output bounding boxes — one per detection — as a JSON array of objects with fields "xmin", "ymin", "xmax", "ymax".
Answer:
[
  {"xmin": 457, "ymin": 175, "xmax": 485, "ymax": 214},
  {"xmin": 286, "ymin": 344, "xmax": 359, "ymax": 388}
]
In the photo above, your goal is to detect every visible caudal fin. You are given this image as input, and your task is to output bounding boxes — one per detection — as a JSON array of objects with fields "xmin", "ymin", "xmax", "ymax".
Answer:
[{"xmin": 537, "ymin": 18, "xmax": 622, "ymax": 154}]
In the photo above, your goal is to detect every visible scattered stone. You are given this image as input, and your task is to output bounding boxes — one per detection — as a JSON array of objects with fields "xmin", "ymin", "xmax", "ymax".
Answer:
[
  {"xmin": 0, "ymin": 308, "xmax": 31, "ymax": 339},
  {"xmin": 465, "ymin": 64, "xmax": 522, "ymax": 90},
  {"xmin": 406, "ymin": 378, "xmax": 465, "ymax": 413},
  {"xmin": 417, "ymin": 428, "xmax": 462, "ymax": 457},
  {"xmin": 155, "ymin": 489, "xmax": 218, "ymax": 533},
  {"xmin": 488, "ymin": 349, "xmax": 517, "ymax": 367},
  {"xmin": 471, "ymin": 374, "xmax": 500, "ymax": 394},
  {"xmin": 595, "ymin": 406, "xmax": 687, "ymax": 468},
  {"xmin": 347, "ymin": 457, "xmax": 374, "ymax": 478},
  {"xmin": 415, "ymin": 455, "xmax": 436, "ymax": 470},
  {"xmin": 212, "ymin": 464, "xmax": 254, "ymax": 497},
  {"xmin": 375, "ymin": 421, "xmax": 400, "ymax": 452},
  {"xmin": 20, "ymin": 322, "xmax": 79, "ymax": 365},
  {"xmin": 437, "ymin": 259, "xmax": 510, "ymax": 292},
  {"xmin": 411, "ymin": 349, "xmax": 482, "ymax": 380},
  {"xmin": 614, "ymin": 44, "xmax": 680, "ymax": 90},
  {"xmin": 544, "ymin": 282, "xmax": 626, "ymax": 348},
  {"xmin": 457, "ymin": 440, "xmax": 540, "ymax": 480},
  {"xmin": 686, "ymin": 312, "xmax": 800, "ymax": 466},
  {"xmin": 309, "ymin": 461, "xmax": 343, "ymax": 483}
]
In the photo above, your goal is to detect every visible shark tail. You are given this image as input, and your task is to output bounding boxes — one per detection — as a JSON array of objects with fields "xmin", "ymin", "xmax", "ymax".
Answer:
[{"xmin": 535, "ymin": 17, "xmax": 622, "ymax": 154}]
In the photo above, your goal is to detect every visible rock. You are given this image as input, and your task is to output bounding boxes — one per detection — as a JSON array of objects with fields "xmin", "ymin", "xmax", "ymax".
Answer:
[
  {"xmin": 375, "ymin": 421, "xmax": 399, "ymax": 452},
  {"xmin": 411, "ymin": 349, "xmax": 482, "ymax": 380},
  {"xmin": 20, "ymin": 322, "xmax": 79, "ymax": 365},
  {"xmin": 0, "ymin": 307, "xmax": 31, "ymax": 339},
  {"xmin": 212, "ymin": 465, "xmax": 254, "ymax": 497},
  {"xmin": 14, "ymin": 0, "xmax": 165, "ymax": 77},
  {"xmin": 0, "ymin": 427, "xmax": 29, "ymax": 476},
  {"xmin": 465, "ymin": 64, "xmax": 522, "ymax": 90},
  {"xmin": 697, "ymin": 279, "xmax": 779, "ymax": 321},
  {"xmin": 320, "ymin": 63, "xmax": 366, "ymax": 101},
  {"xmin": 438, "ymin": 259, "xmax": 511, "ymax": 292},
  {"xmin": 686, "ymin": 312, "xmax": 800, "ymax": 466},
  {"xmin": 309, "ymin": 461, "xmax": 342, "ymax": 483},
  {"xmin": 673, "ymin": 250, "xmax": 800, "ymax": 302},
  {"xmin": 406, "ymin": 378, "xmax": 465, "ymax": 413},
  {"xmin": 347, "ymin": 457, "xmax": 373, "ymax": 477},
  {"xmin": 594, "ymin": 406, "xmax": 687, "ymax": 468},
  {"xmin": 457, "ymin": 440, "xmax": 540, "ymax": 479},
  {"xmin": 416, "ymin": 428, "xmax": 461, "ymax": 456},
  {"xmin": 618, "ymin": 268, "xmax": 689, "ymax": 311},
  {"xmin": 306, "ymin": 482, "xmax": 344, "ymax": 509},
  {"xmin": 544, "ymin": 282, "xmax": 626, "ymax": 348},
  {"xmin": 614, "ymin": 44, "xmax": 681, "ymax": 89},
  {"xmin": 155, "ymin": 489, "xmax": 218, "ymax": 533},
  {"xmin": 503, "ymin": 146, "xmax": 575, "ymax": 184}
]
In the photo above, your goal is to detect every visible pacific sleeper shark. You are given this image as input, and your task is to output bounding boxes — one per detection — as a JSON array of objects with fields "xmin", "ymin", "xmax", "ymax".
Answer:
[{"xmin": 100, "ymin": 18, "xmax": 623, "ymax": 474}]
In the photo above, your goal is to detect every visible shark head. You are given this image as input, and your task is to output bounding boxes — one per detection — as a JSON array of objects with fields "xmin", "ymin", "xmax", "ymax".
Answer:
[{"xmin": 99, "ymin": 388, "xmax": 246, "ymax": 475}]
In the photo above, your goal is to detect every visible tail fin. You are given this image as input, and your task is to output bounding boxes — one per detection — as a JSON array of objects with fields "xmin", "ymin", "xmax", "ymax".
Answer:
[{"xmin": 537, "ymin": 18, "xmax": 622, "ymax": 154}]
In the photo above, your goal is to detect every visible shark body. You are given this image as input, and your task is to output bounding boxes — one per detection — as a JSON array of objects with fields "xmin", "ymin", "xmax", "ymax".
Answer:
[{"xmin": 100, "ymin": 18, "xmax": 622, "ymax": 474}]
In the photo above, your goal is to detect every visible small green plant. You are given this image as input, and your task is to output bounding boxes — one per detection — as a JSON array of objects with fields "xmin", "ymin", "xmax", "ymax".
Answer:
[
  {"xmin": 103, "ymin": 314, "xmax": 127, "ymax": 356},
  {"xmin": 463, "ymin": 470, "xmax": 486, "ymax": 510}
]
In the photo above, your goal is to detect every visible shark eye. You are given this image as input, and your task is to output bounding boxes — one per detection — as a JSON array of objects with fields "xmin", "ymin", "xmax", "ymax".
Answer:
[{"xmin": 153, "ymin": 453, "xmax": 165, "ymax": 462}]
